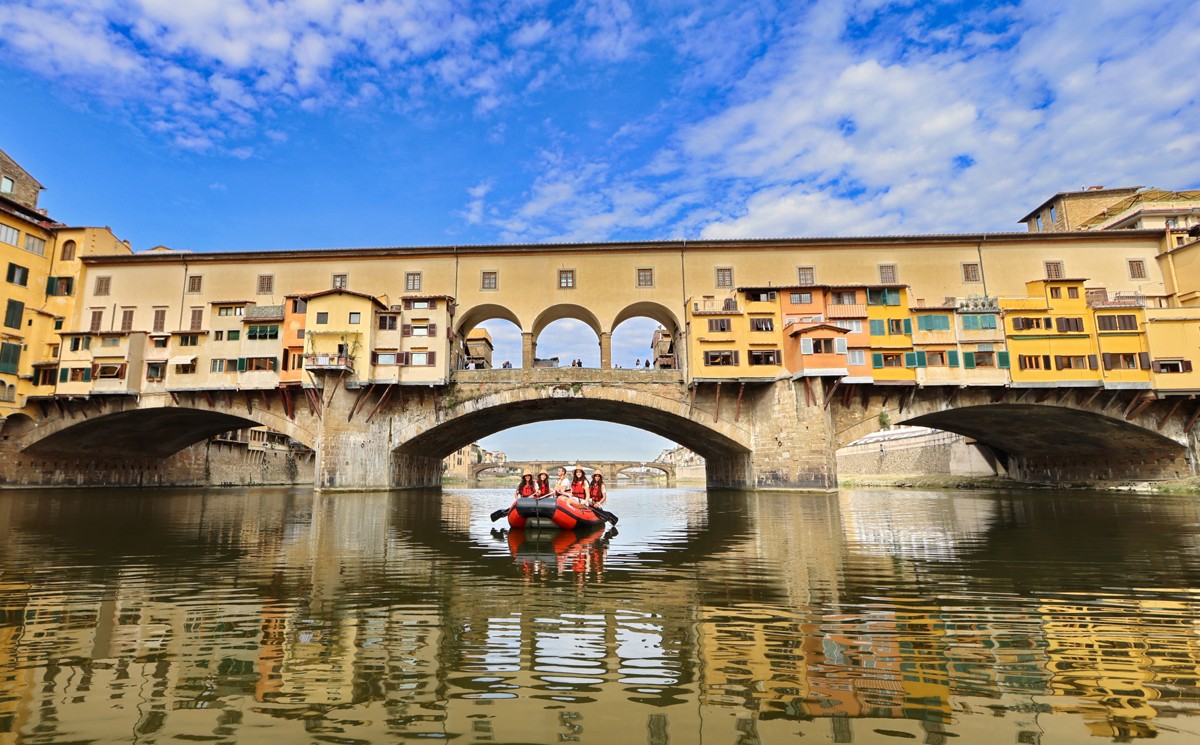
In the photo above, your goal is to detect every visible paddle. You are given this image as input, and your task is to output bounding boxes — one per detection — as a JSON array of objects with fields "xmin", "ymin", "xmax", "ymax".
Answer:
[
  {"xmin": 490, "ymin": 504, "xmax": 513, "ymax": 521},
  {"xmin": 590, "ymin": 504, "xmax": 619, "ymax": 525}
]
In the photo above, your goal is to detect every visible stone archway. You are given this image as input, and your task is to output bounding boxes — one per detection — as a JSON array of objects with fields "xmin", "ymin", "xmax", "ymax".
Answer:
[{"xmin": 531, "ymin": 304, "xmax": 604, "ymax": 368}]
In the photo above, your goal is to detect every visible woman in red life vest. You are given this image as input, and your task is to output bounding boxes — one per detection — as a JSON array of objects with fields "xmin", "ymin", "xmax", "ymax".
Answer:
[
  {"xmin": 515, "ymin": 473, "xmax": 537, "ymax": 498},
  {"xmin": 588, "ymin": 473, "xmax": 607, "ymax": 506},
  {"xmin": 570, "ymin": 468, "xmax": 588, "ymax": 503},
  {"xmin": 536, "ymin": 471, "xmax": 551, "ymax": 496}
]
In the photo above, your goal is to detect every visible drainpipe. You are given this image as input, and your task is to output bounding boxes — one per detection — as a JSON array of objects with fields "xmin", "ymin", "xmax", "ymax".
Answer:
[
  {"xmin": 976, "ymin": 234, "xmax": 989, "ymax": 298},
  {"xmin": 679, "ymin": 238, "xmax": 688, "ymax": 379}
]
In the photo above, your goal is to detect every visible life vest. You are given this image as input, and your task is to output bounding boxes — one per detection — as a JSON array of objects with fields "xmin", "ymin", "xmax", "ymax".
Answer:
[
  {"xmin": 589, "ymin": 483, "xmax": 604, "ymax": 501},
  {"xmin": 537, "ymin": 482, "xmax": 550, "ymax": 496},
  {"xmin": 571, "ymin": 480, "xmax": 587, "ymax": 498},
  {"xmin": 519, "ymin": 483, "xmax": 536, "ymax": 497}
]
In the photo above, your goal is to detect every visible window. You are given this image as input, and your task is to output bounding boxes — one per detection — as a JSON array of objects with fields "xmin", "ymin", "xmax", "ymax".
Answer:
[
  {"xmin": 1128, "ymin": 259, "xmax": 1147, "ymax": 279},
  {"xmin": 707, "ymin": 318, "xmax": 731, "ymax": 333},
  {"xmin": 245, "ymin": 357, "xmax": 277, "ymax": 371},
  {"xmin": 247, "ymin": 325, "xmax": 279, "ymax": 340},
  {"xmin": 178, "ymin": 334, "xmax": 199, "ymax": 346},
  {"xmin": 1097, "ymin": 315, "xmax": 1138, "ymax": 331},
  {"xmin": 926, "ymin": 351, "xmax": 946, "ymax": 366},
  {"xmin": 1153, "ymin": 360, "xmax": 1193, "ymax": 373},
  {"xmin": 405, "ymin": 272, "xmax": 422, "ymax": 291},
  {"xmin": 973, "ymin": 351, "xmax": 996, "ymax": 367},
  {"xmin": 332, "ymin": 273, "xmax": 348, "ymax": 289},
  {"xmin": 146, "ymin": 363, "xmax": 165, "ymax": 381},
  {"xmin": 89, "ymin": 309, "xmax": 103, "ymax": 332},
  {"xmin": 810, "ymin": 338, "xmax": 838, "ymax": 354},
  {"xmin": 211, "ymin": 359, "xmax": 228, "ymax": 373},
  {"xmin": 715, "ymin": 267, "xmax": 733, "ymax": 288},
  {"xmin": 1103, "ymin": 353, "xmax": 1139, "ymax": 370},
  {"xmin": 703, "ymin": 350, "xmax": 738, "ymax": 366},
  {"xmin": 120, "ymin": 309, "xmax": 134, "ymax": 332},
  {"xmin": 917, "ymin": 314, "xmax": 952, "ymax": 331},
  {"xmin": 1044, "ymin": 260, "xmax": 1064, "ymax": 280},
  {"xmin": 866, "ymin": 288, "xmax": 901, "ymax": 306},
  {"xmin": 94, "ymin": 276, "xmax": 111, "ymax": 296},
  {"xmin": 6, "ymin": 263, "xmax": 28, "ymax": 286},
  {"xmin": 152, "ymin": 336, "xmax": 168, "ymax": 348},
  {"xmin": 558, "ymin": 270, "xmax": 575, "ymax": 289},
  {"xmin": 379, "ymin": 314, "xmax": 398, "ymax": 330},
  {"xmin": 102, "ymin": 336, "xmax": 120, "ymax": 347},
  {"xmin": 0, "ymin": 224, "xmax": 17, "ymax": 246},
  {"xmin": 257, "ymin": 274, "xmax": 274, "ymax": 294},
  {"xmin": 748, "ymin": 350, "xmax": 780, "ymax": 365},
  {"xmin": 187, "ymin": 275, "xmax": 203, "ymax": 293},
  {"xmin": 217, "ymin": 306, "xmax": 245, "ymax": 316},
  {"xmin": 46, "ymin": 276, "xmax": 73, "ymax": 296},
  {"xmin": 214, "ymin": 330, "xmax": 224, "ymax": 341},
  {"xmin": 1018, "ymin": 354, "xmax": 1052, "ymax": 370},
  {"xmin": 404, "ymin": 351, "xmax": 436, "ymax": 366},
  {"xmin": 887, "ymin": 318, "xmax": 910, "ymax": 335},
  {"xmin": 68, "ymin": 336, "xmax": 91, "ymax": 351},
  {"xmin": 797, "ymin": 266, "xmax": 815, "ymax": 285},
  {"xmin": 0, "ymin": 342, "xmax": 19, "ymax": 375},
  {"xmin": 962, "ymin": 262, "xmax": 981, "ymax": 283},
  {"xmin": 745, "ymin": 290, "xmax": 776, "ymax": 302},
  {"xmin": 872, "ymin": 353, "xmax": 903, "ymax": 368},
  {"xmin": 960, "ymin": 314, "xmax": 997, "ymax": 330},
  {"xmin": 0, "ymin": 176, "xmax": 12, "ymax": 193},
  {"xmin": 406, "ymin": 299, "xmax": 435, "ymax": 310},
  {"xmin": 790, "ymin": 292, "xmax": 812, "ymax": 304},
  {"xmin": 23, "ymin": 235, "xmax": 45, "ymax": 256},
  {"xmin": 189, "ymin": 308, "xmax": 203, "ymax": 330},
  {"xmin": 67, "ymin": 367, "xmax": 89, "ymax": 382},
  {"xmin": 175, "ymin": 361, "xmax": 197, "ymax": 374},
  {"xmin": 348, "ymin": 312, "xmax": 361, "ymax": 324},
  {"xmin": 292, "ymin": 298, "xmax": 308, "ymax": 313},
  {"xmin": 1010, "ymin": 316, "xmax": 1052, "ymax": 330},
  {"xmin": 1049, "ymin": 286, "xmax": 1061, "ymax": 299},
  {"xmin": 848, "ymin": 349, "xmax": 866, "ymax": 366},
  {"xmin": 836, "ymin": 319, "xmax": 863, "ymax": 334},
  {"xmin": 316, "ymin": 312, "xmax": 329, "ymax": 325},
  {"xmin": 96, "ymin": 364, "xmax": 125, "ymax": 379},
  {"xmin": 374, "ymin": 352, "xmax": 397, "ymax": 366},
  {"xmin": 403, "ymin": 323, "xmax": 437, "ymax": 337},
  {"xmin": 1067, "ymin": 286, "xmax": 1079, "ymax": 299},
  {"xmin": 832, "ymin": 291, "xmax": 857, "ymax": 305},
  {"xmin": 637, "ymin": 268, "xmax": 654, "ymax": 288},
  {"xmin": 481, "ymin": 271, "xmax": 498, "ymax": 290},
  {"xmin": 1054, "ymin": 317, "xmax": 1085, "ymax": 332},
  {"xmin": 878, "ymin": 264, "xmax": 897, "ymax": 283},
  {"xmin": 227, "ymin": 330, "xmax": 240, "ymax": 341},
  {"xmin": 61, "ymin": 240, "xmax": 76, "ymax": 261},
  {"xmin": 750, "ymin": 318, "xmax": 774, "ymax": 332}
]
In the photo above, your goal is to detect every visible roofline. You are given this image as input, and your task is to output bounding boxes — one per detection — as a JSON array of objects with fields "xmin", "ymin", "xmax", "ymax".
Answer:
[
  {"xmin": 79, "ymin": 230, "xmax": 1170, "ymax": 266},
  {"xmin": 1017, "ymin": 186, "xmax": 1142, "ymax": 223}
]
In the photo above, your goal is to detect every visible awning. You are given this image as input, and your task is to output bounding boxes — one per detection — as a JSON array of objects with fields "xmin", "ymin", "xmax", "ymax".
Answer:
[{"xmin": 167, "ymin": 355, "xmax": 196, "ymax": 365}]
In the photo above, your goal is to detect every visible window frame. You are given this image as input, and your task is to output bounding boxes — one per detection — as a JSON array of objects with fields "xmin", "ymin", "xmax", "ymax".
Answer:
[
  {"xmin": 558, "ymin": 269, "xmax": 576, "ymax": 289},
  {"xmin": 405, "ymin": 272, "xmax": 422, "ymax": 292},
  {"xmin": 256, "ymin": 274, "xmax": 275, "ymax": 295},
  {"xmin": 715, "ymin": 267, "xmax": 734, "ymax": 288},
  {"xmin": 636, "ymin": 268, "xmax": 654, "ymax": 288},
  {"xmin": 481, "ymin": 271, "xmax": 498, "ymax": 291}
]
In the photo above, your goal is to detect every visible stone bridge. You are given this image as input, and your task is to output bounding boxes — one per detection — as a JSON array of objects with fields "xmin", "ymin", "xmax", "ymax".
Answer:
[
  {"xmin": 469, "ymin": 459, "xmax": 676, "ymax": 485},
  {"xmin": 1, "ymin": 367, "xmax": 1198, "ymax": 490}
]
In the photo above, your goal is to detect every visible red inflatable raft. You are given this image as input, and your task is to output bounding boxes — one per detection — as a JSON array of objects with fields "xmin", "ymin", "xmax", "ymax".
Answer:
[{"xmin": 505, "ymin": 495, "xmax": 607, "ymax": 530}]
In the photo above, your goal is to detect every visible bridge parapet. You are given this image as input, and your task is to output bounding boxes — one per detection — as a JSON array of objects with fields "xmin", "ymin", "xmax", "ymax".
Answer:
[{"xmin": 453, "ymin": 368, "xmax": 684, "ymax": 385}]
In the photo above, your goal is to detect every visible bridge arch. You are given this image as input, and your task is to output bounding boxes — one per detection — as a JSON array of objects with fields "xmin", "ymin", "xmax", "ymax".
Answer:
[
  {"xmin": 455, "ymin": 303, "xmax": 525, "ymax": 337},
  {"xmin": 610, "ymin": 301, "xmax": 680, "ymax": 337},
  {"xmin": 395, "ymin": 383, "xmax": 752, "ymax": 486},
  {"xmin": 17, "ymin": 402, "xmax": 317, "ymax": 459},
  {"xmin": 532, "ymin": 304, "xmax": 604, "ymax": 340}
]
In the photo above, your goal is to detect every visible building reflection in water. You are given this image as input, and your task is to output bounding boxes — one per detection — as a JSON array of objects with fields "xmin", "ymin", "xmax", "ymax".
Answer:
[{"xmin": 0, "ymin": 487, "xmax": 1199, "ymax": 742}]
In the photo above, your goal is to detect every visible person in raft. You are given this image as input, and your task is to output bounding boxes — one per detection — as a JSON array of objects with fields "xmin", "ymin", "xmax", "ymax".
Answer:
[
  {"xmin": 588, "ymin": 472, "xmax": 607, "ymax": 506},
  {"xmin": 569, "ymin": 468, "xmax": 589, "ymax": 505},
  {"xmin": 536, "ymin": 471, "xmax": 552, "ymax": 496},
  {"xmin": 515, "ymin": 472, "xmax": 537, "ymax": 498},
  {"xmin": 554, "ymin": 467, "xmax": 573, "ymax": 497}
]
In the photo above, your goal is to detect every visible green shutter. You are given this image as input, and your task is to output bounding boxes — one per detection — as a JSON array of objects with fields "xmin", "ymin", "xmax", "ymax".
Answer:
[
  {"xmin": 917, "ymin": 351, "xmax": 927, "ymax": 367},
  {"xmin": 940, "ymin": 315, "xmax": 952, "ymax": 330},
  {"xmin": 237, "ymin": 357, "xmax": 247, "ymax": 372},
  {"xmin": 0, "ymin": 342, "xmax": 19, "ymax": 374},
  {"xmin": 82, "ymin": 367, "xmax": 91, "ymax": 382},
  {"xmin": 60, "ymin": 367, "xmax": 68, "ymax": 382},
  {"xmin": 903, "ymin": 318, "xmax": 912, "ymax": 335},
  {"xmin": 872, "ymin": 353, "xmax": 884, "ymax": 369},
  {"xmin": 272, "ymin": 357, "xmax": 279, "ymax": 371},
  {"xmin": 46, "ymin": 276, "xmax": 57, "ymax": 294},
  {"xmin": 917, "ymin": 315, "xmax": 929, "ymax": 331},
  {"xmin": 982, "ymin": 314, "xmax": 997, "ymax": 330},
  {"xmin": 963, "ymin": 352, "xmax": 976, "ymax": 369},
  {"xmin": 962, "ymin": 314, "xmax": 980, "ymax": 330},
  {"xmin": 997, "ymin": 351, "xmax": 1010, "ymax": 368},
  {"xmin": 4, "ymin": 299, "xmax": 23, "ymax": 329},
  {"xmin": 869, "ymin": 319, "xmax": 885, "ymax": 336},
  {"xmin": 905, "ymin": 352, "xmax": 917, "ymax": 368},
  {"xmin": 947, "ymin": 350, "xmax": 959, "ymax": 367}
]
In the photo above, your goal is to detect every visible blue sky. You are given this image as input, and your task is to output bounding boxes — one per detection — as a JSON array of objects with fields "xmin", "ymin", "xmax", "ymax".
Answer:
[{"xmin": 2, "ymin": 0, "xmax": 1198, "ymax": 460}]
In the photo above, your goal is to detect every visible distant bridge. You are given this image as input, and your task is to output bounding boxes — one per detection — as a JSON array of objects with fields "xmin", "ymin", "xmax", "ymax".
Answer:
[{"xmin": 469, "ymin": 459, "xmax": 676, "ymax": 486}]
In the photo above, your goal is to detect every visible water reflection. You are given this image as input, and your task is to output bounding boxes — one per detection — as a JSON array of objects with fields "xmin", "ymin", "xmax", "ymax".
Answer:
[{"xmin": 0, "ymin": 487, "xmax": 1199, "ymax": 742}]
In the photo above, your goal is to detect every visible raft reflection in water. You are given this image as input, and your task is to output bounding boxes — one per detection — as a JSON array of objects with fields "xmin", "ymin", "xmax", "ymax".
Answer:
[{"xmin": 496, "ymin": 525, "xmax": 614, "ymax": 580}]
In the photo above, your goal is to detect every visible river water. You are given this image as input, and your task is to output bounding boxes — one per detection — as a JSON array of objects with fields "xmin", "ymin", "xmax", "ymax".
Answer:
[{"xmin": 2, "ymin": 486, "xmax": 1200, "ymax": 744}]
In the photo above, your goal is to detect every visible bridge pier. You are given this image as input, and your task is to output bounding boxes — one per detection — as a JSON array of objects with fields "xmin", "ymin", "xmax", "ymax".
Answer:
[
  {"xmin": 522, "ymin": 333, "xmax": 535, "ymax": 368},
  {"xmin": 600, "ymin": 332, "xmax": 611, "ymax": 369},
  {"xmin": 312, "ymin": 379, "xmax": 400, "ymax": 491}
]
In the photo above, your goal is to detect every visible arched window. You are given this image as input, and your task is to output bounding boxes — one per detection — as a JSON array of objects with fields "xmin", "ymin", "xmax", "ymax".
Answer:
[{"xmin": 61, "ymin": 240, "xmax": 76, "ymax": 261}]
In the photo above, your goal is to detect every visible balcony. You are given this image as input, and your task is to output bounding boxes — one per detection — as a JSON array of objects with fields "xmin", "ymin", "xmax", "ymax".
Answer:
[
  {"xmin": 1088, "ymin": 292, "xmax": 1146, "ymax": 309},
  {"xmin": 692, "ymin": 297, "xmax": 739, "ymax": 314},
  {"xmin": 826, "ymin": 303, "xmax": 867, "ymax": 318},
  {"xmin": 304, "ymin": 353, "xmax": 354, "ymax": 372}
]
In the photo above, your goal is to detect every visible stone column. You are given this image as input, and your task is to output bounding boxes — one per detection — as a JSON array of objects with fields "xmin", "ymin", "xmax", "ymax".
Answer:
[
  {"xmin": 522, "ymin": 332, "xmax": 535, "ymax": 368},
  {"xmin": 312, "ymin": 375, "xmax": 397, "ymax": 491},
  {"xmin": 599, "ymin": 331, "xmax": 612, "ymax": 369}
]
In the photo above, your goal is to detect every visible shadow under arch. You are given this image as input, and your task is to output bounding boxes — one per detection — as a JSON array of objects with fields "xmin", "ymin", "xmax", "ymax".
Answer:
[
  {"xmin": 900, "ymin": 403, "xmax": 1188, "ymax": 459},
  {"xmin": 395, "ymin": 395, "xmax": 750, "ymax": 466},
  {"xmin": 22, "ymin": 408, "xmax": 290, "ymax": 458},
  {"xmin": 610, "ymin": 300, "xmax": 681, "ymax": 336},
  {"xmin": 455, "ymin": 303, "xmax": 525, "ymax": 337},
  {"xmin": 532, "ymin": 303, "xmax": 604, "ymax": 339}
]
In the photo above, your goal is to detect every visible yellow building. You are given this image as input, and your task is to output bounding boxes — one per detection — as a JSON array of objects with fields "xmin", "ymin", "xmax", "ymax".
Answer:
[
  {"xmin": 866, "ymin": 285, "xmax": 916, "ymax": 383},
  {"xmin": 1089, "ymin": 291, "xmax": 1152, "ymax": 389},
  {"xmin": 685, "ymin": 289, "xmax": 784, "ymax": 382},
  {"xmin": 1003, "ymin": 279, "xmax": 1101, "ymax": 387}
]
